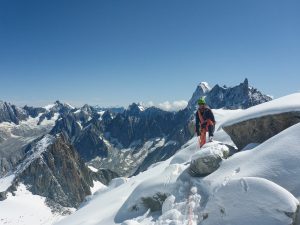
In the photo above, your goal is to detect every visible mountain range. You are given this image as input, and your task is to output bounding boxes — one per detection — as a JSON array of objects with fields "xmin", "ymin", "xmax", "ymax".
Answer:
[{"xmin": 0, "ymin": 78, "xmax": 272, "ymax": 212}]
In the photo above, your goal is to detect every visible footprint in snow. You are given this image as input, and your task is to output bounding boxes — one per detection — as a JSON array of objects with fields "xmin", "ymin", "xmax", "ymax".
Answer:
[{"xmin": 240, "ymin": 178, "xmax": 249, "ymax": 192}]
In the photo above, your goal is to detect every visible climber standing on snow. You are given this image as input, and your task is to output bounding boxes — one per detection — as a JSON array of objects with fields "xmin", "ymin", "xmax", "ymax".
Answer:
[{"xmin": 195, "ymin": 97, "xmax": 216, "ymax": 148}]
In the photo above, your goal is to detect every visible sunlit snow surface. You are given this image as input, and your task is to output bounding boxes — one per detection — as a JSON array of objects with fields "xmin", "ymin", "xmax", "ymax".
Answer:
[
  {"xmin": 57, "ymin": 123, "xmax": 300, "ymax": 225},
  {"xmin": 0, "ymin": 183, "xmax": 72, "ymax": 225},
  {"xmin": 2, "ymin": 94, "xmax": 300, "ymax": 225},
  {"xmin": 55, "ymin": 95, "xmax": 300, "ymax": 225}
]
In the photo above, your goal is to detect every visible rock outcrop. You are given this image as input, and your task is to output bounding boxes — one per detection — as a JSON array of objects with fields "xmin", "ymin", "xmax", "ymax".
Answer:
[
  {"xmin": 189, "ymin": 154, "xmax": 223, "ymax": 177},
  {"xmin": 0, "ymin": 101, "xmax": 28, "ymax": 124},
  {"xmin": 187, "ymin": 78, "xmax": 272, "ymax": 111},
  {"xmin": 16, "ymin": 134, "xmax": 93, "ymax": 207},
  {"xmin": 223, "ymin": 111, "xmax": 300, "ymax": 149},
  {"xmin": 189, "ymin": 144, "xmax": 230, "ymax": 177}
]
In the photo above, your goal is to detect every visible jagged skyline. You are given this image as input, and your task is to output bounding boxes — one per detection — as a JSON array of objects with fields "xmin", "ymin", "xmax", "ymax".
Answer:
[{"xmin": 0, "ymin": 0, "xmax": 299, "ymax": 107}]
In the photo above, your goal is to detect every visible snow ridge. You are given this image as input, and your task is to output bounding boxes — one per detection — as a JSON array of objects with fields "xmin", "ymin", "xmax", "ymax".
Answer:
[{"xmin": 0, "ymin": 135, "xmax": 55, "ymax": 193}]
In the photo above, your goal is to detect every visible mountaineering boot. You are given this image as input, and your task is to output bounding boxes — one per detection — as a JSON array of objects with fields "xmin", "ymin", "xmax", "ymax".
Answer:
[{"xmin": 209, "ymin": 136, "xmax": 213, "ymax": 142}]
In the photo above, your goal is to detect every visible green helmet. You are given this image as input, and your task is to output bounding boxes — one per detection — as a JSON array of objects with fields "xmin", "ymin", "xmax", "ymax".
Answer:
[{"xmin": 197, "ymin": 98, "xmax": 206, "ymax": 105}]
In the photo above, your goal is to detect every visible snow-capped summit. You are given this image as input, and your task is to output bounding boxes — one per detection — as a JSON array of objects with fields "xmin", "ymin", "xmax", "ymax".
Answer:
[
  {"xmin": 126, "ymin": 103, "xmax": 143, "ymax": 116},
  {"xmin": 80, "ymin": 104, "xmax": 94, "ymax": 115},
  {"xmin": 187, "ymin": 78, "xmax": 272, "ymax": 111},
  {"xmin": 43, "ymin": 104, "xmax": 55, "ymax": 111},
  {"xmin": 43, "ymin": 101, "xmax": 74, "ymax": 113},
  {"xmin": 199, "ymin": 82, "xmax": 211, "ymax": 93}
]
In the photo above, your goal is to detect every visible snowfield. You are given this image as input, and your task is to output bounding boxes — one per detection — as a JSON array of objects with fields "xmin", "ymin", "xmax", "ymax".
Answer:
[{"xmin": 0, "ymin": 183, "xmax": 71, "ymax": 225}]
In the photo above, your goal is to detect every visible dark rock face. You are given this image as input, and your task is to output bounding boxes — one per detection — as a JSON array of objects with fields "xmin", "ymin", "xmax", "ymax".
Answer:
[
  {"xmin": 23, "ymin": 105, "xmax": 46, "ymax": 118},
  {"xmin": 1, "ymin": 133, "xmax": 119, "ymax": 208},
  {"xmin": 188, "ymin": 79, "xmax": 272, "ymax": 111},
  {"xmin": 223, "ymin": 111, "xmax": 300, "ymax": 149},
  {"xmin": 109, "ymin": 106, "xmax": 193, "ymax": 174},
  {"xmin": 0, "ymin": 101, "xmax": 28, "ymax": 124},
  {"xmin": 134, "ymin": 141, "xmax": 181, "ymax": 175},
  {"xmin": 18, "ymin": 134, "xmax": 93, "ymax": 207},
  {"xmin": 74, "ymin": 124, "xmax": 108, "ymax": 161},
  {"xmin": 50, "ymin": 103, "xmax": 193, "ymax": 174},
  {"xmin": 50, "ymin": 114, "xmax": 82, "ymax": 142},
  {"xmin": 206, "ymin": 79, "xmax": 272, "ymax": 109},
  {"xmin": 106, "ymin": 105, "xmax": 177, "ymax": 148},
  {"xmin": 50, "ymin": 112, "xmax": 108, "ymax": 161}
]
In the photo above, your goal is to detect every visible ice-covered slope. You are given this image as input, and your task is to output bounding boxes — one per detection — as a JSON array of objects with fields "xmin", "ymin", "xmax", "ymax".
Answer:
[
  {"xmin": 55, "ymin": 120, "xmax": 300, "ymax": 225},
  {"xmin": 205, "ymin": 122, "xmax": 300, "ymax": 197}
]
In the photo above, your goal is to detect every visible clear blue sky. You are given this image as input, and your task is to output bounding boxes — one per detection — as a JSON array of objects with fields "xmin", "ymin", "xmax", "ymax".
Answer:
[{"xmin": 0, "ymin": 0, "xmax": 299, "ymax": 107}]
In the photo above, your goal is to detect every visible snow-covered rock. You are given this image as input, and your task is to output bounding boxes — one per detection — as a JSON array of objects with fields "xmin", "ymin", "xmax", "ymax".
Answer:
[
  {"xmin": 221, "ymin": 93, "xmax": 300, "ymax": 127},
  {"xmin": 189, "ymin": 142, "xmax": 229, "ymax": 177},
  {"xmin": 221, "ymin": 93, "xmax": 300, "ymax": 149},
  {"xmin": 115, "ymin": 163, "xmax": 186, "ymax": 223}
]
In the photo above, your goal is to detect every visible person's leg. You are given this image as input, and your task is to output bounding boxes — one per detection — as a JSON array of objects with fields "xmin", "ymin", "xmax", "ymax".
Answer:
[{"xmin": 200, "ymin": 128, "xmax": 206, "ymax": 147}]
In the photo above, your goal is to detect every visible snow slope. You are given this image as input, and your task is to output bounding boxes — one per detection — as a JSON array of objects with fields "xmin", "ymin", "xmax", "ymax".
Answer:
[
  {"xmin": 204, "ymin": 122, "xmax": 300, "ymax": 198},
  {"xmin": 56, "ymin": 122, "xmax": 300, "ymax": 225},
  {"xmin": 0, "ymin": 183, "xmax": 69, "ymax": 225}
]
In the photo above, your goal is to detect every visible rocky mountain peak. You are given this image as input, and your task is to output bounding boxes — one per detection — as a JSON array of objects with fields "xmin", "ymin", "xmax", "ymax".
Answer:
[
  {"xmin": 12, "ymin": 133, "xmax": 93, "ymax": 208},
  {"xmin": 199, "ymin": 82, "xmax": 211, "ymax": 93},
  {"xmin": 126, "ymin": 103, "xmax": 142, "ymax": 116},
  {"xmin": 188, "ymin": 78, "xmax": 272, "ymax": 110},
  {"xmin": 0, "ymin": 100, "xmax": 28, "ymax": 124},
  {"xmin": 187, "ymin": 82, "xmax": 211, "ymax": 110},
  {"xmin": 102, "ymin": 110, "xmax": 113, "ymax": 123},
  {"xmin": 81, "ymin": 104, "xmax": 94, "ymax": 114},
  {"xmin": 44, "ymin": 101, "xmax": 74, "ymax": 116},
  {"xmin": 243, "ymin": 77, "xmax": 249, "ymax": 86}
]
